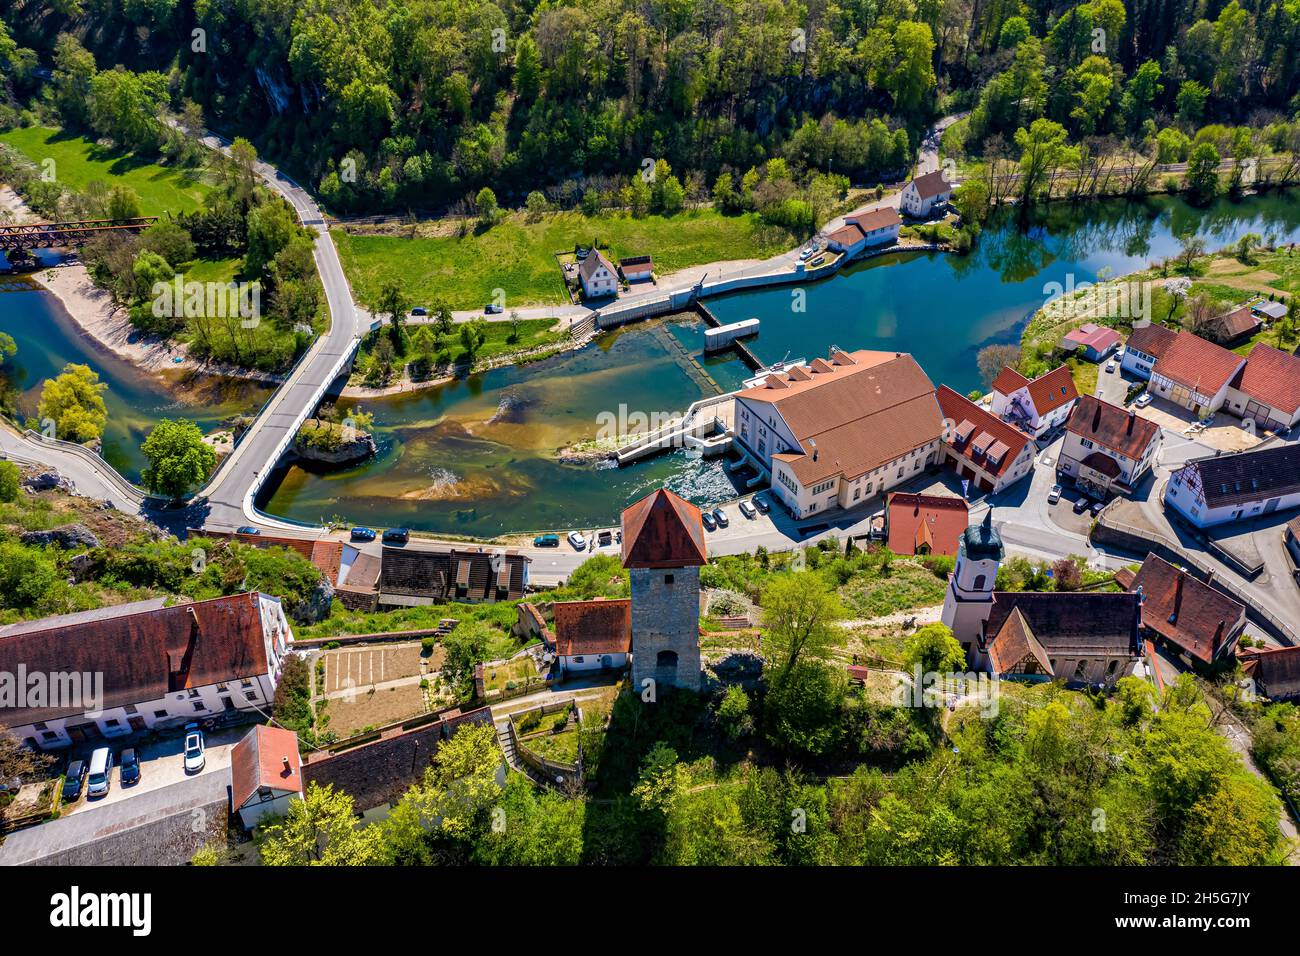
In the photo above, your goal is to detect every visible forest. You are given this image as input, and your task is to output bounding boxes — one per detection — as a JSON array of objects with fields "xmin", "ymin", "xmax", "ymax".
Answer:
[{"xmin": 2, "ymin": 0, "xmax": 1298, "ymax": 217}]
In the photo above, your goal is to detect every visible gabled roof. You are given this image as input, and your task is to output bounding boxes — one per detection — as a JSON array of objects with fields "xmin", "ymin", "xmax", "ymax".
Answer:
[
  {"xmin": 1126, "ymin": 323, "xmax": 1177, "ymax": 360},
  {"xmin": 849, "ymin": 207, "xmax": 901, "ymax": 232},
  {"xmin": 984, "ymin": 591, "xmax": 1140, "ymax": 660},
  {"xmin": 0, "ymin": 593, "xmax": 276, "ymax": 725},
  {"xmin": 1125, "ymin": 555, "xmax": 1245, "ymax": 664},
  {"xmin": 1239, "ymin": 645, "xmax": 1300, "ymax": 700},
  {"xmin": 1067, "ymin": 395, "xmax": 1160, "ymax": 462},
  {"xmin": 991, "ymin": 367, "xmax": 1029, "ymax": 396},
  {"xmin": 886, "ymin": 492, "xmax": 968, "ymax": 556},
  {"xmin": 231, "ymin": 724, "xmax": 303, "ymax": 811},
  {"xmin": 621, "ymin": 488, "xmax": 707, "ymax": 568},
  {"xmin": 987, "ymin": 607, "xmax": 1054, "ymax": 676},
  {"xmin": 578, "ymin": 248, "xmax": 616, "ymax": 283},
  {"xmin": 1152, "ymin": 331, "xmax": 1245, "ymax": 395},
  {"xmin": 552, "ymin": 598, "xmax": 632, "ymax": 656},
  {"xmin": 378, "ymin": 547, "xmax": 529, "ymax": 601},
  {"xmin": 1025, "ymin": 365, "xmax": 1079, "ymax": 415},
  {"xmin": 1179, "ymin": 444, "xmax": 1300, "ymax": 509},
  {"xmin": 742, "ymin": 350, "xmax": 944, "ymax": 486},
  {"xmin": 1062, "ymin": 323, "xmax": 1123, "ymax": 352},
  {"xmin": 1229, "ymin": 343, "xmax": 1300, "ymax": 416},
  {"xmin": 1208, "ymin": 305, "xmax": 1261, "ymax": 342},
  {"xmin": 936, "ymin": 386, "xmax": 1032, "ymax": 479},
  {"xmin": 909, "ymin": 170, "xmax": 952, "ymax": 199}
]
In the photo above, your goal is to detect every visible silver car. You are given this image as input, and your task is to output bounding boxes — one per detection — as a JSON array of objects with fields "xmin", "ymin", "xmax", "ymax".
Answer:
[{"xmin": 183, "ymin": 725, "xmax": 205, "ymax": 774}]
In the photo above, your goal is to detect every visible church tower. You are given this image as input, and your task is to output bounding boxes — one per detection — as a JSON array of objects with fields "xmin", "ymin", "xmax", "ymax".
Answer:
[
  {"xmin": 621, "ymin": 488, "xmax": 707, "ymax": 693},
  {"xmin": 941, "ymin": 509, "xmax": 1005, "ymax": 667}
]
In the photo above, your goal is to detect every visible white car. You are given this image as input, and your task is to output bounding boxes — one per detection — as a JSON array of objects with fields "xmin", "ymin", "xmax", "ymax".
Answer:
[
  {"xmin": 1048, "ymin": 484, "xmax": 1063, "ymax": 504},
  {"xmin": 567, "ymin": 531, "xmax": 586, "ymax": 551},
  {"xmin": 799, "ymin": 246, "xmax": 814, "ymax": 261},
  {"xmin": 1105, "ymin": 360, "xmax": 1117, "ymax": 373},
  {"xmin": 738, "ymin": 499, "xmax": 757, "ymax": 519},
  {"xmin": 182, "ymin": 725, "xmax": 205, "ymax": 774}
]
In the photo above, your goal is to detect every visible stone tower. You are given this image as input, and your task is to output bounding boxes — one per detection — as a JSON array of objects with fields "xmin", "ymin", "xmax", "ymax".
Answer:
[
  {"xmin": 941, "ymin": 508, "xmax": 1005, "ymax": 667},
  {"xmin": 621, "ymin": 488, "xmax": 707, "ymax": 693}
]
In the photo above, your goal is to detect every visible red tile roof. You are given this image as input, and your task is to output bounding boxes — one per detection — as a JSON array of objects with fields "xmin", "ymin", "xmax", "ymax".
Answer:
[
  {"xmin": 1067, "ymin": 395, "xmax": 1160, "ymax": 462},
  {"xmin": 850, "ymin": 208, "xmax": 901, "ymax": 232},
  {"xmin": 1062, "ymin": 323, "xmax": 1123, "ymax": 353},
  {"xmin": 1239, "ymin": 645, "xmax": 1300, "ymax": 700},
  {"xmin": 987, "ymin": 607, "xmax": 1054, "ymax": 676},
  {"xmin": 936, "ymin": 386, "xmax": 1033, "ymax": 478},
  {"xmin": 0, "ymin": 593, "xmax": 277, "ymax": 725},
  {"xmin": 990, "ymin": 367, "xmax": 1029, "ymax": 396},
  {"xmin": 886, "ymin": 492, "xmax": 968, "ymax": 557},
  {"xmin": 828, "ymin": 222, "xmax": 867, "ymax": 247},
  {"xmin": 621, "ymin": 488, "xmax": 707, "ymax": 568},
  {"xmin": 741, "ymin": 350, "xmax": 944, "ymax": 485},
  {"xmin": 552, "ymin": 598, "xmax": 632, "ymax": 656},
  {"xmin": 1152, "ymin": 331, "xmax": 1245, "ymax": 395},
  {"xmin": 1126, "ymin": 555, "xmax": 1245, "ymax": 664},
  {"xmin": 1025, "ymin": 365, "xmax": 1079, "ymax": 415},
  {"xmin": 1230, "ymin": 343, "xmax": 1300, "ymax": 416},
  {"xmin": 910, "ymin": 170, "xmax": 952, "ymax": 199},
  {"xmin": 1126, "ymin": 323, "xmax": 1177, "ymax": 360},
  {"xmin": 231, "ymin": 724, "xmax": 303, "ymax": 811}
]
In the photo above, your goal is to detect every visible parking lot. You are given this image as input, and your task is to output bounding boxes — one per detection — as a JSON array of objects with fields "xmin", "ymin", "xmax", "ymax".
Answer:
[
  {"xmin": 59, "ymin": 725, "xmax": 244, "ymax": 816},
  {"xmin": 1135, "ymin": 395, "xmax": 1263, "ymax": 453}
]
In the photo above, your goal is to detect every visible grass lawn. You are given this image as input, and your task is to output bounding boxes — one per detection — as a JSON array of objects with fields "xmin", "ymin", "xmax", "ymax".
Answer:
[
  {"xmin": 838, "ymin": 561, "xmax": 949, "ymax": 618},
  {"xmin": 333, "ymin": 208, "xmax": 790, "ymax": 309},
  {"xmin": 524, "ymin": 728, "xmax": 580, "ymax": 764},
  {"xmin": 0, "ymin": 126, "xmax": 213, "ymax": 216},
  {"xmin": 481, "ymin": 656, "xmax": 538, "ymax": 694},
  {"xmin": 1066, "ymin": 356, "xmax": 1099, "ymax": 396}
]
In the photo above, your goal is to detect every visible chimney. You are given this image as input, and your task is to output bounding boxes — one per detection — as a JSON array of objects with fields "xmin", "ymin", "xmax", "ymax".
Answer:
[
  {"xmin": 1127, "ymin": 408, "xmax": 1135, "ymax": 435},
  {"xmin": 1205, "ymin": 569, "xmax": 1215, "ymax": 586},
  {"xmin": 282, "ymin": 756, "xmax": 291, "ymax": 773},
  {"xmin": 810, "ymin": 439, "xmax": 818, "ymax": 462}
]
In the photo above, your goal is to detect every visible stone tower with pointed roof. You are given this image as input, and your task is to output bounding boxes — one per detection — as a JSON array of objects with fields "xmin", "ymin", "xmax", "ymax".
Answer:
[
  {"xmin": 941, "ymin": 508, "xmax": 1005, "ymax": 666},
  {"xmin": 621, "ymin": 488, "xmax": 707, "ymax": 692}
]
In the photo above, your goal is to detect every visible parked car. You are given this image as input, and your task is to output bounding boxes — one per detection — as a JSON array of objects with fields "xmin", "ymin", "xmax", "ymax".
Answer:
[
  {"xmin": 1090, "ymin": 500, "xmax": 1106, "ymax": 517},
  {"xmin": 410, "ymin": 306, "xmax": 428, "ymax": 316},
  {"xmin": 713, "ymin": 507, "xmax": 729, "ymax": 528},
  {"xmin": 86, "ymin": 746, "xmax": 113, "ymax": 798},
  {"xmin": 183, "ymin": 725, "xmax": 205, "ymax": 774},
  {"xmin": 381, "ymin": 527, "xmax": 410, "ymax": 545},
  {"xmin": 62, "ymin": 760, "xmax": 88, "ymax": 801},
  {"xmin": 1134, "ymin": 392, "xmax": 1153, "ymax": 408},
  {"xmin": 119, "ymin": 748, "xmax": 141, "ymax": 786},
  {"xmin": 236, "ymin": 526, "xmax": 260, "ymax": 535},
  {"xmin": 485, "ymin": 303, "xmax": 504, "ymax": 314},
  {"xmin": 350, "ymin": 527, "xmax": 377, "ymax": 542},
  {"xmin": 752, "ymin": 495, "xmax": 771, "ymax": 515},
  {"xmin": 799, "ymin": 246, "xmax": 814, "ymax": 261},
  {"xmin": 533, "ymin": 533, "xmax": 559, "ymax": 548},
  {"xmin": 738, "ymin": 499, "xmax": 757, "ymax": 519},
  {"xmin": 1105, "ymin": 359, "xmax": 1117, "ymax": 373},
  {"xmin": 1072, "ymin": 496, "xmax": 1091, "ymax": 514},
  {"xmin": 1047, "ymin": 484, "xmax": 1063, "ymax": 504},
  {"xmin": 701, "ymin": 511, "xmax": 717, "ymax": 531},
  {"xmin": 567, "ymin": 531, "xmax": 586, "ymax": 550},
  {"xmin": 598, "ymin": 529, "xmax": 613, "ymax": 547}
]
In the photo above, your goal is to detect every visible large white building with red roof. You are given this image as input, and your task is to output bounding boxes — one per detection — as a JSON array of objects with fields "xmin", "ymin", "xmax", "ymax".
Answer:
[
  {"xmin": 989, "ymin": 364, "xmax": 1080, "ymax": 438},
  {"xmin": 1224, "ymin": 343, "xmax": 1300, "ymax": 431},
  {"xmin": 734, "ymin": 348, "xmax": 946, "ymax": 519},
  {"xmin": 900, "ymin": 170, "xmax": 953, "ymax": 217},
  {"xmin": 936, "ymin": 386, "xmax": 1036, "ymax": 493},
  {"xmin": 825, "ymin": 208, "xmax": 900, "ymax": 258}
]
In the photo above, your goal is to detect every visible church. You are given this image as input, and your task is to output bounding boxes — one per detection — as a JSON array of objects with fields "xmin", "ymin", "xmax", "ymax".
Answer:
[{"xmin": 941, "ymin": 511, "xmax": 1143, "ymax": 687}]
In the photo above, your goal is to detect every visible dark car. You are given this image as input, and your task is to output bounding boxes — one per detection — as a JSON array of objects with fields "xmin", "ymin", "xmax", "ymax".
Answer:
[
  {"xmin": 382, "ymin": 527, "xmax": 410, "ymax": 545},
  {"xmin": 236, "ymin": 526, "xmax": 261, "ymax": 535},
  {"xmin": 753, "ymin": 495, "xmax": 771, "ymax": 515},
  {"xmin": 350, "ymin": 527, "xmax": 377, "ymax": 543},
  {"xmin": 1072, "ymin": 496, "xmax": 1091, "ymax": 514},
  {"xmin": 62, "ymin": 760, "xmax": 88, "ymax": 801},
  {"xmin": 701, "ymin": 511, "xmax": 717, "ymax": 531},
  {"xmin": 533, "ymin": 533, "xmax": 559, "ymax": 548},
  {"xmin": 119, "ymin": 748, "xmax": 141, "ymax": 786},
  {"xmin": 410, "ymin": 306, "xmax": 428, "ymax": 316}
]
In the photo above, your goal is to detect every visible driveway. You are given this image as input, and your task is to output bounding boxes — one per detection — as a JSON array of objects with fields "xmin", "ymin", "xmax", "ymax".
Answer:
[
  {"xmin": 1137, "ymin": 396, "xmax": 1262, "ymax": 453},
  {"xmin": 1094, "ymin": 360, "xmax": 1128, "ymax": 405}
]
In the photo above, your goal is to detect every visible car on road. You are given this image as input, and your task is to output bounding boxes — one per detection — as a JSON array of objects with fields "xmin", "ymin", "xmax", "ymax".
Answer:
[
  {"xmin": 62, "ymin": 760, "xmax": 87, "ymax": 802},
  {"xmin": 1134, "ymin": 392, "xmax": 1153, "ymax": 408},
  {"xmin": 753, "ymin": 495, "xmax": 771, "ymax": 515},
  {"xmin": 1047, "ymin": 484, "xmax": 1063, "ymax": 504},
  {"xmin": 1104, "ymin": 359, "xmax": 1117, "ymax": 373},
  {"xmin": 119, "ymin": 748, "xmax": 141, "ymax": 786},
  {"xmin": 236, "ymin": 526, "xmax": 260, "ymax": 535},
  {"xmin": 701, "ymin": 511, "xmax": 717, "ymax": 531},
  {"xmin": 713, "ymin": 507, "xmax": 729, "ymax": 528},
  {"xmin": 485, "ymin": 303, "xmax": 504, "ymax": 314},
  {"xmin": 410, "ymin": 306, "xmax": 427, "ymax": 316},
  {"xmin": 350, "ymin": 527, "xmax": 377, "ymax": 542},
  {"xmin": 183, "ymin": 725, "xmax": 205, "ymax": 774},
  {"xmin": 738, "ymin": 499, "xmax": 757, "ymax": 519},
  {"xmin": 567, "ymin": 531, "xmax": 586, "ymax": 550},
  {"xmin": 1072, "ymin": 496, "xmax": 1092, "ymax": 514},
  {"xmin": 381, "ymin": 527, "xmax": 410, "ymax": 545},
  {"xmin": 1090, "ymin": 500, "xmax": 1106, "ymax": 517},
  {"xmin": 533, "ymin": 533, "xmax": 559, "ymax": 547},
  {"xmin": 86, "ymin": 746, "xmax": 113, "ymax": 798}
]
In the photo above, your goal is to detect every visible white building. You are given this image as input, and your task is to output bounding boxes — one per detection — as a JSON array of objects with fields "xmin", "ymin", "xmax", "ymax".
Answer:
[
  {"xmin": 900, "ymin": 170, "xmax": 953, "ymax": 218},
  {"xmin": 989, "ymin": 364, "xmax": 1079, "ymax": 438},
  {"xmin": 825, "ymin": 208, "xmax": 901, "ymax": 258},
  {"xmin": 231, "ymin": 724, "xmax": 304, "ymax": 829},
  {"xmin": 936, "ymin": 386, "xmax": 1035, "ymax": 494},
  {"xmin": 0, "ymin": 592, "xmax": 293, "ymax": 750},
  {"xmin": 1164, "ymin": 444, "xmax": 1300, "ymax": 528},
  {"xmin": 578, "ymin": 248, "xmax": 618, "ymax": 299},
  {"xmin": 1121, "ymin": 323, "xmax": 1178, "ymax": 380},
  {"xmin": 734, "ymin": 348, "xmax": 945, "ymax": 519},
  {"xmin": 1145, "ymin": 330, "xmax": 1245, "ymax": 417},
  {"xmin": 1058, "ymin": 395, "xmax": 1162, "ymax": 497},
  {"xmin": 552, "ymin": 598, "xmax": 631, "ymax": 677}
]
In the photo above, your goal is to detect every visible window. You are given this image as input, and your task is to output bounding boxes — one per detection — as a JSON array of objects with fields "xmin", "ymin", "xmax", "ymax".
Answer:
[
  {"xmin": 103, "ymin": 718, "xmax": 119, "ymax": 727},
  {"xmin": 656, "ymin": 650, "xmax": 679, "ymax": 669},
  {"xmin": 1073, "ymin": 660, "xmax": 1089, "ymax": 680},
  {"xmin": 244, "ymin": 693, "xmax": 257, "ymax": 702},
  {"xmin": 664, "ymin": 574, "xmax": 674, "ymax": 585},
  {"xmin": 972, "ymin": 574, "xmax": 986, "ymax": 590},
  {"xmin": 154, "ymin": 710, "xmax": 167, "ymax": 719},
  {"xmin": 33, "ymin": 721, "xmax": 46, "ymax": 731},
  {"xmin": 41, "ymin": 731, "xmax": 58, "ymax": 741},
  {"xmin": 1106, "ymin": 660, "xmax": 1119, "ymax": 676},
  {"xmin": 193, "ymin": 702, "xmax": 206, "ymax": 712}
]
